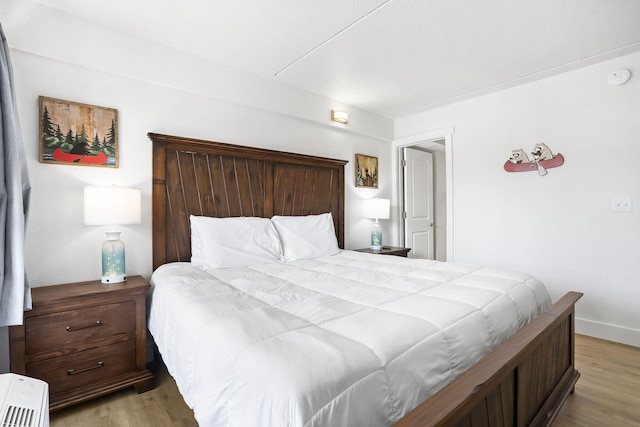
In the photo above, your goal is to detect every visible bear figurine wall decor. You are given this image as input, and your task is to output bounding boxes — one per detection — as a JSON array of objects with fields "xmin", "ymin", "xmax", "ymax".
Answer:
[{"xmin": 504, "ymin": 143, "xmax": 564, "ymax": 176}]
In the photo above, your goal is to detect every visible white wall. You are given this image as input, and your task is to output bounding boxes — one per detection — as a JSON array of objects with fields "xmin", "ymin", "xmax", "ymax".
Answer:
[
  {"xmin": 395, "ymin": 52, "xmax": 640, "ymax": 347},
  {"xmin": 12, "ymin": 50, "xmax": 393, "ymax": 285},
  {"xmin": 0, "ymin": 3, "xmax": 395, "ymax": 371}
]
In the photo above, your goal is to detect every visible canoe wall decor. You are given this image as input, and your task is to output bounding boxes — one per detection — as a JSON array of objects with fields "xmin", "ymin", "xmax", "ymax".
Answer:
[
  {"xmin": 504, "ymin": 143, "xmax": 564, "ymax": 176},
  {"xmin": 39, "ymin": 96, "xmax": 118, "ymax": 168}
]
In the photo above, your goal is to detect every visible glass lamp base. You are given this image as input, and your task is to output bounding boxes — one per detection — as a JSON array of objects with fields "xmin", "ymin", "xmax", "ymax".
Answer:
[
  {"xmin": 370, "ymin": 221, "xmax": 382, "ymax": 250},
  {"xmin": 102, "ymin": 231, "xmax": 127, "ymax": 284}
]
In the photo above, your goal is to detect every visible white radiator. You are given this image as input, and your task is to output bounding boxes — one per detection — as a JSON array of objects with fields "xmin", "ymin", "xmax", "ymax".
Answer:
[{"xmin": 0, "ymin": 374, "xmax": 49, "ymax": 427}]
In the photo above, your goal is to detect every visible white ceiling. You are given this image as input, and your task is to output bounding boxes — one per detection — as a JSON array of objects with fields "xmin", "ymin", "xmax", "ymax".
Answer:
[{"xmin": 27, "ymin": 0, "xmax": 640, "ymax": 118}]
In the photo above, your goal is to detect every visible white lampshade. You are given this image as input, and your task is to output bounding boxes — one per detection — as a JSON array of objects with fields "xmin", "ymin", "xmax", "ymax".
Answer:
[
  {"xmin": 364, "ymin": 198, "xmax": 390, "ymax": 220},
  {"xmin": 84, "ymin": 186, "xmax": 141, "ymax": 225},
  {"xmin": 84, "ymin": 186, "xmax": 141, "ymax": 284}
]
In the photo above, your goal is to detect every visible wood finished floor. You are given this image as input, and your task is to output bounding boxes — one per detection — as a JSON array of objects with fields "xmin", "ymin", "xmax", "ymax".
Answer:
[
  {"xmin": 50, "ymin": 364, "xmax": 197, "ymax": 427},
  {"xmin": 50, "ymin": 334, "xmax": 639, "ymax": 426},
  {"xmin": 554, "ymin": 334, "xmax": 640, "ymax": 426}
]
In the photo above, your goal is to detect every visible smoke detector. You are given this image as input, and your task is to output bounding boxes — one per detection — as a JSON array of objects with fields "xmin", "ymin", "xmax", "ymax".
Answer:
[{"xmin": 608, "ymin": 69, "xmax": 631, "ymax": 86}]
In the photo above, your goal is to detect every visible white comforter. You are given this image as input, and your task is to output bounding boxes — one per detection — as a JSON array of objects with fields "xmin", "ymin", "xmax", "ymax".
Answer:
[{"xmin": 148, "ymin": 250, "xmax": 551, "ymax": 427}]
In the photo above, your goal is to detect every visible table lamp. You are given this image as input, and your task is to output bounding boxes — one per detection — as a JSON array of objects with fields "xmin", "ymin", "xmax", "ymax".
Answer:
[
  {"xmin": 364, "ymin": 198, "xmax": 390, "ymax": 250},
  {"xmin": 84, "ymin": 186, "xmax": 141, "ymax": 283}
]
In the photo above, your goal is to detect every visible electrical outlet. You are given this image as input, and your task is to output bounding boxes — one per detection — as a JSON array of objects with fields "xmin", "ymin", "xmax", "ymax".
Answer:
[{"xmin": 612, "ymin": 197, "xmax": 633, "ymax": 212}]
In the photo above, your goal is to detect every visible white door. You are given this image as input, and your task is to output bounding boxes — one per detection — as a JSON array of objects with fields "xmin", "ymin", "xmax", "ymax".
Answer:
[{"xmin": 403, "ymin": 147, "xmax": 434, "ymax": 259}]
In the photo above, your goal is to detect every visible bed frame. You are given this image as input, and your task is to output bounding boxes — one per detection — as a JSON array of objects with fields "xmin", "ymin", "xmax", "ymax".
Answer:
[{"xmin": 149, "ymin": 132, "xmax": 582, "ymax": 427}]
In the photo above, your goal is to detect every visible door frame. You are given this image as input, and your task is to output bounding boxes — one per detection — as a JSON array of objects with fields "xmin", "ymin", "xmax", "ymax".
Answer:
[{"xmin": 392, "ymin": 127, "xmax": 454, "ymax": 261}]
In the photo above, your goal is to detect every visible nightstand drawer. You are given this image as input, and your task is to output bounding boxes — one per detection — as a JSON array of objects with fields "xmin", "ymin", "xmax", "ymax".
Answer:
[
  {"xmin": 27, "ymin": 340, "xmax": 136, "ymax": 395},
  {"xmin": 25, "ymin": 301, "xmax": 135, "ymax": 354}
]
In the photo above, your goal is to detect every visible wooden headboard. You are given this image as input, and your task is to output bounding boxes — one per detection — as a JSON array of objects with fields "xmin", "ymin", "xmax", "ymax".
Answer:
[{"xmin": 149, "ymin": 133, "xmax": 348, "ymax": 270}]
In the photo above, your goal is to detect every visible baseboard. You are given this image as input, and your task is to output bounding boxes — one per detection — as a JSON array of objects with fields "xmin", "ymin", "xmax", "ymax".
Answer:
[{"xmin": 576, "ymin": 317, "xmax": 640, "ymax": 347}]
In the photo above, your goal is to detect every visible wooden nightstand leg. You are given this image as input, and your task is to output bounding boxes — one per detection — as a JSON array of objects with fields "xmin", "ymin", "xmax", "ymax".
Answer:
[{"xmin": 135, "ymin": 375, "xmax": 155, "ymax": 394}]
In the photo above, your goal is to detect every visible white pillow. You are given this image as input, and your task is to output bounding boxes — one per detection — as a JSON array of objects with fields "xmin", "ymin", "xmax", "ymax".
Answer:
[
  {"xmin": 271, "ymin": 213, "xmax": 340, "ymax": 261},
  {"xmin": 190, "ymin": 215, "xmax": 282, "ymax": 268}
]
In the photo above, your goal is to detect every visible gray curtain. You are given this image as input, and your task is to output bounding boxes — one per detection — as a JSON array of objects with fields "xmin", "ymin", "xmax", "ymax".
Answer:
[{"xmin": 0, "ymin": 23, "xmax": 31, "ymax": 327}]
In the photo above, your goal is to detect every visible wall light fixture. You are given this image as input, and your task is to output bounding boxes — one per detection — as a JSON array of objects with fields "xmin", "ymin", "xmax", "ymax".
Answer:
[{"xmin": 331, "ymin": 110, "xmax": 348, "ymax": 124}]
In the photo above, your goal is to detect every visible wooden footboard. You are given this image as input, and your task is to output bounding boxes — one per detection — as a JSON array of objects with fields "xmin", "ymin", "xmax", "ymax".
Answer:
[{"xmin": 395, "ymin": 291, "xmax": 582, "ymax": 427}]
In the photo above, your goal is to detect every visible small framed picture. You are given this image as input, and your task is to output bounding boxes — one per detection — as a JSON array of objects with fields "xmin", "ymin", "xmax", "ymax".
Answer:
[
  {"xmin": 39, "ymin": 96, "xmax": 118, "ymax": 167},
  {"xmin": 355, "ymin": 153, "xmax": 378, "ymax": 188}
]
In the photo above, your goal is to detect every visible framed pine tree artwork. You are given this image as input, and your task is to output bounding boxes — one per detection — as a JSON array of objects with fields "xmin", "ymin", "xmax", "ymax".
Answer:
[
  {"xmin": 39, "ymin": 96, "xmax": 119, "ymax": 168},
  {"xmin": 355, "ymin": 153, "xmax": 378, "ymax": 188}
]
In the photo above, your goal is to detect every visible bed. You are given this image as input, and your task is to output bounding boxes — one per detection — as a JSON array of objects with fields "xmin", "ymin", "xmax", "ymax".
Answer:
[{"xmin": 148, "ymin": 132, "xmax": 582, "ymax": 427}]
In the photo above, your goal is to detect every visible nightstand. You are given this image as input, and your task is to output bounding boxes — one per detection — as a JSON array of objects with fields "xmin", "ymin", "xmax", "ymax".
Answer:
[
  {"xmin": 9, "ymin": 276, "xmax": 154, "ymax": 411},
  {"xmin": 354, "ymin": 246, "xmax": 411, "ymax": 257}
]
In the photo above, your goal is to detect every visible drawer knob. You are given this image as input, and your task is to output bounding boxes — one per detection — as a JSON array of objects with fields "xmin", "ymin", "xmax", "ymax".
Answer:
[
  {"xmin": 65, "ymin": 320, "xmax": 103, "ymax": 332},
  {"xmin": 67, "ymin": 361, "xmax": 104, "ymax": 375}
]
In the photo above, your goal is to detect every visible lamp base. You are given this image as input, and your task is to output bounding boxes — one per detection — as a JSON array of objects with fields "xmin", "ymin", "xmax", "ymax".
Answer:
[
  {"xmin": 370, "ymin": 221, "xmax": 382, "ymax": 250},
  {"xmin": 102, "ymin": 231, "xmax": 127, "ymax": 285},
  {"xmin": 102, "ymin": 274, "xmax": 127, "ymax": 284}
]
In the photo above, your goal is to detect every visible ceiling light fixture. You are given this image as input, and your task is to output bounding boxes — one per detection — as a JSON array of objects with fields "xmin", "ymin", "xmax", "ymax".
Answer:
[{"xmin": 331, "ymin": 110, "xmax": 348, "ymax": 124}]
